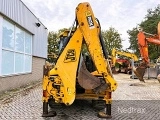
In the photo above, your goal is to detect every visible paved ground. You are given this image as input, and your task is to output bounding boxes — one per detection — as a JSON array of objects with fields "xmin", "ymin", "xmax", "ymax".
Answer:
[{"xmin": 0, "ymin": 74, "xmax": 160, "ymax": 120}]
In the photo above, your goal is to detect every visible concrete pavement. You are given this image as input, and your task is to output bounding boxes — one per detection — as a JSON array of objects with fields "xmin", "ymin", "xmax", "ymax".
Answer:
[{"xmin": 0, "ymin": 74, "xmax": 160, "ymax": 120}]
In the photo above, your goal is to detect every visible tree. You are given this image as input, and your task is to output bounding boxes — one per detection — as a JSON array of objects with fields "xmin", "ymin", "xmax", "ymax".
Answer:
[
  {"xmin": 102, "ymin": 27, "xmax": 123, "ymax": 55},
  {"xmin": 127, "ymin": 28, "xmax": 139, "ymax": 55},
  {"xmin": 47, "ymin": 31, "xmax": 58, "ymax": 63},
  {"xmin": 47, "ymin": 28, "xmax": 69, "ymax": 63},
  {"xmin": 47, "ymin": 27, "xmax": 123, "ymax": 62},
  {"xmin": 128, "ymin": 4, "xmax": 160, "ymax": 60}
]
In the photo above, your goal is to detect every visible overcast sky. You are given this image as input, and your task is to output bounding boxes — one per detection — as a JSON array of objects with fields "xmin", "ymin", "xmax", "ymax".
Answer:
[{"xmin": 21, "ymin": 0, "xmax": 160, "ymax": 49}]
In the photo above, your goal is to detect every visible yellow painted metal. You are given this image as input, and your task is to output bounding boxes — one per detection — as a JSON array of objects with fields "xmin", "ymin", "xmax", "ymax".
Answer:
[
  {"xmin": 49, "ymin": 28, "xmax": 83, "ymax": 105},
  {"xmin": 42, "ymin": 2, "xmax": 117, "ymax": 106},
  {"xmin": 42, "ymin": 76, "xmax": 50, "ymax": 102},
  {"xmin": 76, "ymin": 2, "xmax": 117, "ymax": 91}
]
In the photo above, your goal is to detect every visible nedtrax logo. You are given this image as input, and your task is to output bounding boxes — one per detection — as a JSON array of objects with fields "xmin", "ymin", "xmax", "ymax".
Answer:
[{"xmin": 117, "ymin": 107, "xmax": 146, "ymax": 114}]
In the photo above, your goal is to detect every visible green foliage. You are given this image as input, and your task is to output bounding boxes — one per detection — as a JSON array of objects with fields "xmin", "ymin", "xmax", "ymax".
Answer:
[
  {"xmin": 127, "ymin": 4, "xmax": 160, "ymax": 60},
  {"xmin": 47, "ymin": 27, "xmax": 123, "ymax": 62},
  {"xmin": 141, "ymin": 5, "xmax": 160, "ymax": 34},
  {"xmin": 47, "ymin": 31, "xmax": 58, "ymax": 63},
  {"xmin": 127, "ymin": 28, "xmax": 139, "ymax": 55},
  {"xmin": 102, "ymin": 27, "xmax": 123, "ymax": 55},
  {"xmin": 47, "ymin": 28, "xmax": 69, "ymax": 63}
]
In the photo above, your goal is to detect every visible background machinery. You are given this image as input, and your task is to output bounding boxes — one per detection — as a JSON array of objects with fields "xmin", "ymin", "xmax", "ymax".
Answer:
[
  {"xmin": 134, "ymin": 22, "xmax": 160, "ymax": 82},
  {"xmin": 42, "ymin": 2, "xmax": 117, "ymax": 118},
  {"xmin": 111, "ymin": 48, "xmax": 138, "ymax": 74}
]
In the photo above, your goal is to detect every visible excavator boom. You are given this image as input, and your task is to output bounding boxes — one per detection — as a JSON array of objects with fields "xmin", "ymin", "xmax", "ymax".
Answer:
[{"xmin": 134, "ymin": 22, "xmax": 160, "ymax": 82}]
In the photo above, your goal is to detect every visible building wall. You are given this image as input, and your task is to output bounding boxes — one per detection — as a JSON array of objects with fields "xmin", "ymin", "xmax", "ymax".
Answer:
[
  {"xmin": 0, "ymin": 0, "xmax": 47, "ymax": 58},
  {"xmin": 0, "ymin": 57, "xmax": 45, "ymax": 92},
  {"xmin": 0, "ymin": 0, "xmax": 48, "ymax": 92}
]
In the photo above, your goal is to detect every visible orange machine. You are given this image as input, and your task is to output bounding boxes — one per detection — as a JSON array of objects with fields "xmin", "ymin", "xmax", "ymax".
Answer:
[{"xmin": 134, "ymin": 22, "xmax": 160, "ymax": 82}]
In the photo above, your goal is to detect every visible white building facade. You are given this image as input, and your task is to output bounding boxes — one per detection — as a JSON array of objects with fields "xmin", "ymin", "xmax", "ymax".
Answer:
[{"xmin": 0, "ymin": 0, "xmax": 48, "ymax": 92}]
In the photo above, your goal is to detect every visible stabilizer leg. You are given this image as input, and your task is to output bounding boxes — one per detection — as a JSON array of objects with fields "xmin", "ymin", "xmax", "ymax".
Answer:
[
  {"xmin": 97, "ymin": 103, "xmax": 112, "ymax": 119},
  {"xmin": 42, "ymin": 101, "xmax": 57, "ymax": 117}
]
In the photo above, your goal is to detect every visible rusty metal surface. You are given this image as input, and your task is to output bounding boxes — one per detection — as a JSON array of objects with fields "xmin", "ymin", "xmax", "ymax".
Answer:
[
  {"xmin": 133, "ymin": 67, "xmax": 146, "ymax": 82},
  {"xmin": 77, "ymin": 61, "xmax": 101, "ymax": 89},
  {"xmin": 43, "ymin": 65, "xmax": 50, "ymax": 76}
]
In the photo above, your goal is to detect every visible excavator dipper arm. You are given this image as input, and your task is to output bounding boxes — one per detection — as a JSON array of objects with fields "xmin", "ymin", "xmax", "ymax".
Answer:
[{"xmin": 111, "ymin": 48, "xmax": 138, "ymax": 66}]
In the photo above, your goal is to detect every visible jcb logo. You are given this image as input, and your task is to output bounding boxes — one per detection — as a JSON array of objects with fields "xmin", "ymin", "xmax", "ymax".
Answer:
[
  {"xmin": 64, "ymin": 49, "xmax": 76, "ymax": 62},
  {"xmin": 86, "ymin": 11, "xmax": 94, "ymax": 28},
  {"xmin": 87, "ymin": 16, "xmax": 94, "ymax": 27}
]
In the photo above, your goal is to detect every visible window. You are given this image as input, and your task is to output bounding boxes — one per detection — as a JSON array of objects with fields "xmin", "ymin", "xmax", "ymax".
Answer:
[{"xmin": 1, "ymin": 19, "xmax": 32, "ymax": 76}]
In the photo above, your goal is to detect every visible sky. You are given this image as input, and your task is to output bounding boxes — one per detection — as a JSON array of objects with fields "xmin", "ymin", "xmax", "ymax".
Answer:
[{"xmin": 21, "ymin": 0, "xmax": 160, "ymax": 49}]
